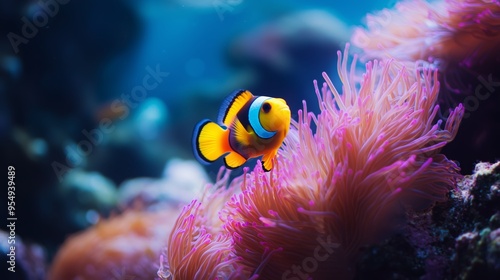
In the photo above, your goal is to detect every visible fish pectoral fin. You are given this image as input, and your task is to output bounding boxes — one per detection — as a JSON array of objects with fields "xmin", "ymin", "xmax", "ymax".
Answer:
[
  {"xmin": 232, "ymin": 119, "xmax": 250, "ymax": 146},
  {"xmin": 224, "ymin": 152, "xmax": 247, "ymax": 169},
  {"xmin": 261, "ymin": 150, "xmax": 278, "ymax": 172}
]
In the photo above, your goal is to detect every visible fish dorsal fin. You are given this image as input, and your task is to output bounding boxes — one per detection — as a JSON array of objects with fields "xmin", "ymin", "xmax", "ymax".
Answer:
[{"xmin": 218, "ymin": 90, "xmax": 254, "ymax": 127}]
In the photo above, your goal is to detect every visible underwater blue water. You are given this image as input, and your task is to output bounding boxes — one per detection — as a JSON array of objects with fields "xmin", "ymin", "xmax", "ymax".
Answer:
[
  {"xmin": 2, "ymin": 0, "xmax": 500, "ymax": 279},
  {"xmin": 119, "ymin": 0, "xmax": 392, "ymax": 104}
]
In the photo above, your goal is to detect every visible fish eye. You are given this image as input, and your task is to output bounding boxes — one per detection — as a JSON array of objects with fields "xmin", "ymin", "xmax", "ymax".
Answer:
[{"xmin": 262, "ymin": 102, "xmax": 271, "ymax": 113}]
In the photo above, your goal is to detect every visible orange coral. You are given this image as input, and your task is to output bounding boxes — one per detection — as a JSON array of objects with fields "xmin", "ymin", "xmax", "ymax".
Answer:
[{"xmin": 49, "ymin": 209, "xmax": 179, "ymax": 280}]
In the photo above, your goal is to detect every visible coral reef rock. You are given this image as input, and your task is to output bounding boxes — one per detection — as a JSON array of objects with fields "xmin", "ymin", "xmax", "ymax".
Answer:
[{"xmin": 356, "ymin": 161, "xmax": 500, "ymax": 279}]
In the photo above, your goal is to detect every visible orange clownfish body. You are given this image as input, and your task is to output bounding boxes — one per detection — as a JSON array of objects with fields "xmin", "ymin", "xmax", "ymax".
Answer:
[{"xmin": 193, "ymin": 90, "xmax": 291, "ymax": 171}]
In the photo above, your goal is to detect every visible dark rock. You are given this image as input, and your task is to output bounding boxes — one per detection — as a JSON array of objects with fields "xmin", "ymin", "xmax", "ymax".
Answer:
[{"xmin": 355, "ymin": 161, "xmax": 500, "ymax": 279}]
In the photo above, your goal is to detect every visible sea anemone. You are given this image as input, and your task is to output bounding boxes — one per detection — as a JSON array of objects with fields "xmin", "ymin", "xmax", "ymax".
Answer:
[
  {"xmin": 164, "ymin": 46, "xmax": 463, "ymax": 279},
  {"xmin": 351, "ymin": 0, "xmax": 440, "ymax": 62},
  {"xmin": 352, "ymin": 0, "xmax": 500, "ymax": 67},
  {"xmin": 160, "ymin": 170, "xmax": 250, "ymax": 279},
  {"xmin": 352, "ymin": 0, "xmax": 500, "ymax": 173},
  {"xmin": 351, "ymin": 0, "xmax": 500, "ymax": 101},
  {"xmin": 49, "ymin": 209, "xmax": 179, "ymax": 280}
]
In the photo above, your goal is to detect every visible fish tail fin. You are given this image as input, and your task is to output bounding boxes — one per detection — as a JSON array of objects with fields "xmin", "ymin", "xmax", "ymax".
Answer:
[{"xmin": 193, "ymin": 119, "xmax": 230, "ymax": 163}]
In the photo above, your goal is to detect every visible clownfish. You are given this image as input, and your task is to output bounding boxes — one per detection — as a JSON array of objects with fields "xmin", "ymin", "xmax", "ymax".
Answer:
[{"xmin": 193, "ymin": 89, "xmax": 291, "ymax": 171}]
